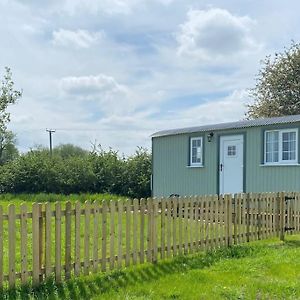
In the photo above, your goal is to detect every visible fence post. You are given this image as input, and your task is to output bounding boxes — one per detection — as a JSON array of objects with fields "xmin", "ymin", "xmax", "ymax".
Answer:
[
  {"xmin": 233, "ymin": 194, "xmax": 237, "ymax": 245},
  {"xmin": 246, "ymin": 193, "xmax": 250, "ymax": 242},
  {"xmin": 38, "ymin": 203, "xmax": 43, "ymax": 282},
  {"xmin": 280, "ymin": 192, "xmax": 285, "ymax": 241},
  {"xmin": 257, "ymin": 193, "xmax": 261, "ymax": 240},
  {"xmin": 225, "ymin": 194, "xmax": 232, "ymax": 246},
  {"xmin": 32, "ymin": 203, "xmax": 40, "ymax": 286}
]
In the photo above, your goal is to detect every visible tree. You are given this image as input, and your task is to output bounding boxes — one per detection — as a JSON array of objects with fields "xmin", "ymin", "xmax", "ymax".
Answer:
[
  {"xmin": 53, "ymin": 144, "xmax": 88, "ymax": 159},
  {"xmin": 0, "ymin": 67, "xmax": 22, "ymax": 163},
  {"xmin": 0, "ymin": 130, "xmax": 19, "ymax": 164},
  {"xmin": 0, "ymin": 67, "xmax": 22, "ymax": 131},
  {"xmin": 246, "ymin": 41, "xmax": 300, "ymax": 119}
]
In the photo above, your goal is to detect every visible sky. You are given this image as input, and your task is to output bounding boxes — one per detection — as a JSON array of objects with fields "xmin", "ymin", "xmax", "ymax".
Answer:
[{"xmin": 0, "ymin": 0, "xmax": 300, "ymax": 155}]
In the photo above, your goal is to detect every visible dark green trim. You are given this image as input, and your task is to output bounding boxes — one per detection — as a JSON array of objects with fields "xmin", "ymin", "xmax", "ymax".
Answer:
[
  {"xmin": 261, "ymin": 129, "xmax": 265, "ymax": 165},
  {"xmin": 217, "ymin": 132, "xmax": 247, "ymax": 195},
  {"xmin": 151, "ymin": 137, "xmax": 154, "ymax": 197}
]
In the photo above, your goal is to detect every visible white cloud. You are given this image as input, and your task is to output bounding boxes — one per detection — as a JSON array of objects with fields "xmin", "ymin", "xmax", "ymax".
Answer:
[
  {"xmin": 62, "ymin": 0, "xmax": 139, "ymax": 15},
  {"xmin": 60, "ymin": 74, "xmax": 136, "ymax": 114},
  {"xmin": 176, "ymin": 8, "xmax": 261, "ymax": 62},
  {"xmin": 179, "ymin": 89, "xmax": 249, "ymax": 125},
  {"xmin": 52, "ymin": 29, "xmax": 104, "ymax": 48}
]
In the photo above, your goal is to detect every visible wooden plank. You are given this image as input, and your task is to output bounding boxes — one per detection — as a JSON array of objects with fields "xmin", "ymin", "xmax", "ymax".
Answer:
[
  {"xmin": 0, "ymin": 206, "xmax": 3, "ymax": 287},
  {"xmin": 199, "ymin": 197, "xmax": 204, "ymax": 249},
  {"xmin": 257, "ymin": 194, "xmax": 262, "ymax": 240},
  {"xmin": 109, "ymin": 200, "xmax": 115, "ymax": 270},
  {"xmin": 233, "ymin": 194, "xmax": 237, "ymax": 245},
  {"xmin": 8, "ymin": 204, "xmax": 16, "ymax": 288},
  {"xmin": 38, "ymin": 203, "xmax": 43, "ymax": 282},
  {"xmin": 117, "ymin": 200, "xmax": 123, "ymax": 268},
  {"xmin": 184, "ymin": 197, "xmax": 189, "ymax": 254},
  {"xmin": 133, "ymin": 199, "xmax": 138, "ymax": 265},
  {"xmin": 74, "ymin": 201, "xmax": 81, "ymax": 276},
  {"xmin": 160, "ymin": 198, "xmax": 166, "ymax": 258},
  {"xmin": 212, "ymin": 196, "xmax": 217, "ymax": 248},
  {"xmin": 215, "ymin": 196, "xmax": 220, "ymax": 248},
  {"xmin": 279, "ymin": 192, "xmax": 285, "ymax": 241},
  {"xmin": 296, "ymin": 193, "xmax": 300, "ymax": 233},
  {"xmin": 254, "ymin": 194, "xmax": 259, "ymax": 240},
  {"xmin": 264, "ymin": 194, "xmax": 268, "ymax": 238},
  {"xmin": 166, "ymin": 198, "xmax": 172, "ymax": 257},
  {"xmin": 271, "ymin": 193, "xmax": 276, "ymax": 236},
  {"xmin": 178, "ymin": 197, "xmax": 183, "ymax": 255},
  {"xmin": 84, "ymin": 201, "xmax": 91, "ymax": 275},
  {"xmin": 55, "ymin": 202, "xmax": 61, "ymax": 283},
  {"xmin": 189, "ymin": 197, "xmax": 194, "ymax": 253},
  {"xmin": 223, "ymin": 195, "xmax": 228, "ymax": 247},
  {"xmin": 147, "ymin": 198, "xmax": 152, "ymax": 262},
  {"xmin": 246, "ymin": 193, "xmax": 251, "ymax": 242},
  {"xmin": 195, "ymin": 197, "xmax": 199, "ymax": 250},
  {"xmin": 153, "ymin": 199, "xmax": 158, "ymax": 262},
  {"xmin": 20, "ymin": 203, "xmax": 28, "ymax": 284},
  {"xmin": 65, "ymin": 201, "xmax": 72, "ymax": 279},
  {"xmin": 172, "ymin": 197, "xmax": 177, "ymax": 256},
  {"xmin": 268, "ymin": 194, "xmax": 272, "ymax": 237},
  {"xmin": 241, "ymin": 194, "xmax": 246, "ymax": 243},
  {"xmin": 205, "ymin": 196, "xmax": 209, "ymax": 250},
  {"xmin": 125, "ymin": 200, "xmax": 131, "ymax": 267},
  {"xmin": 214, "ymin": 195, "xmax": 219, "ymax": 248},
  {"xmin": 102, "ymin": 200, "xmax": 108, "ymax": 271},
  {"xmin": 32, "ymin": 203, "xmax": 40, "ymax": 286},
  {"xmin": 140, "ymin": 199, "xmax": 145, "ymax": 264},
  {"xmin": 93, "ymin": 201, "xmax": 99, "ymax": 273},
  {"xmin": 45, "ymin": 202, "xmax": 51, "ymax": 279}
]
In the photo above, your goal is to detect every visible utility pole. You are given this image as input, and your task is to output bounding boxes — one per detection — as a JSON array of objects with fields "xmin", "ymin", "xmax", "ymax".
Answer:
[{"xmin": 46, "ymin": 129, "xmax": 56, "ymax": 156}]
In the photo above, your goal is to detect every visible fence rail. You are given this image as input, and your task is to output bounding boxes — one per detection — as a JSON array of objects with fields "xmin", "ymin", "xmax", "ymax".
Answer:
[{"xmin": 0, "ymin": 192, "xmax": 299, "ymax": 288}]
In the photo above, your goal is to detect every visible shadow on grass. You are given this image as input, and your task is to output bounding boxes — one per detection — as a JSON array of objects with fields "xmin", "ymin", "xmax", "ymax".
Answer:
[
  {"xmin": 0, "ymin": 245, "xmax": 262, "ymax": 300},
  {"xmin": 283, "ymin": 239, "xmax": 300, "ymax": 248}
]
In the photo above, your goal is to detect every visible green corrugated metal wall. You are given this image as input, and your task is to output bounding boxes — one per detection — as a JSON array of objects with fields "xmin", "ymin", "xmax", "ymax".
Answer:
[{"xmin": 152, "ymin": 124, "xmax": 300, "ymax": 197}]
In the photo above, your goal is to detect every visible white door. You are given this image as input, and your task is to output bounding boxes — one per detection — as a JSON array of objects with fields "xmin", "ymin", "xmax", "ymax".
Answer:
[{"xmin": 219, "ymin": 135, "xmax": 244, "ymax": 195}]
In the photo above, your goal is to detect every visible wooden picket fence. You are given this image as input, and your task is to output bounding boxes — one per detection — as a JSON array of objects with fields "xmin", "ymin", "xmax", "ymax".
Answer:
[{"xmin": 1, "ymin": 192, "xmax": 300, "ymax": 288}]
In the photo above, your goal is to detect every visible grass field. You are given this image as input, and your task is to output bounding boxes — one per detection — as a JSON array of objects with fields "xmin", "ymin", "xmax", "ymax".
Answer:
[{"xmin": 1, "ymin": 235, "xmax": 300, "ymax": 299}]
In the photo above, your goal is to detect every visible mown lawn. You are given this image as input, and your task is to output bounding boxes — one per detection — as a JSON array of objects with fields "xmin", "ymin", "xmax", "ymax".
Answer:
[{"xmin": 2, "ymin": 235, "xmax": 300, "ymax": 299}]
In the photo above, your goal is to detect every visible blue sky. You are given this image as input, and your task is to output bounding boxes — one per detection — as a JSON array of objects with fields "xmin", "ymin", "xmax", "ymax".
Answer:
[{"xmin": 0, "ymin": 0, "xmax": 300, "ymax": 155}]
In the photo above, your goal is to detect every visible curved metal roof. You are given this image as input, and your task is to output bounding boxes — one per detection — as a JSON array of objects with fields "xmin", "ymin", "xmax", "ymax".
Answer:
[{"xmin": 152, "ymin": 114, "xmax": 300, "ymax": 138}]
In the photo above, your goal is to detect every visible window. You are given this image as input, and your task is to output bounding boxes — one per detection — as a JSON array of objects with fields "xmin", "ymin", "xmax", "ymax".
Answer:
[
  {"xmin": 264, "ymin": 129, "xmax": 298, "ymax": 164},
  {"xmin": 227, "ymin": 145, "xmax": 236, "ymax": 156},
  {"xmin": 190, "ymin": 137, "xmax": 203, "ymax": 166}
]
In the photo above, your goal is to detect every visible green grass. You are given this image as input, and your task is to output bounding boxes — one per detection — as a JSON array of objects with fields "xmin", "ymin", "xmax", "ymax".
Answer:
[
  {"xmin": 0, "ymin": 193, "xmax": 126, "ymax": 204},
  {"xmin": 2, "ymin": 235, "xmax": 300, "ymax": 299}
]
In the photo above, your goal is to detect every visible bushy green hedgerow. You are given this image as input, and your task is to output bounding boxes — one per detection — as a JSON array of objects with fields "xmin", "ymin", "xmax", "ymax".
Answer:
[{"xmin": 0, "ymin": 147, "xmax": 151, "ymax": 199}]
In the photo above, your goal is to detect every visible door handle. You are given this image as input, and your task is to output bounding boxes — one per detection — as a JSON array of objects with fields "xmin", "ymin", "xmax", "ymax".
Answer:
[{"xmin": 220, "ymin": 163, "xmax": 223, "ymax": 171}]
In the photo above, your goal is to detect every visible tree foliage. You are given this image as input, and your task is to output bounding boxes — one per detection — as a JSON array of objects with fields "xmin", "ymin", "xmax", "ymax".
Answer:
[
  {"xmin": 0, "ymin": 67, "xmax": 22, "ymax": 131},
  {"xmin": 247, "ymin": 41, "xmax": 300, "ymax": 119},
  {"xmin": 53, "ymin": 143, "xmax": 89, "ymax": 159},
  {"xmin": 0, "ymin": 145, "xmax": 152, "ymax": 198},
  {"xmin": 0, "ymin": 130, "xmax": 19, "ymax": 165},
  {"xmin": 0, "ymin": 67, "xmax": 21, "ymax": 163}
]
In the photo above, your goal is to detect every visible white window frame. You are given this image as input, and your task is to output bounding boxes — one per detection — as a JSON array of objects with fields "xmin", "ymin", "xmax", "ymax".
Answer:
[
  {"xmin": 264, "ymin": 128, "xmax": 298, "ymax": 165},
  {"xmin": 190, "ymin": 137, "xmax": 203, "ymax": 167}
]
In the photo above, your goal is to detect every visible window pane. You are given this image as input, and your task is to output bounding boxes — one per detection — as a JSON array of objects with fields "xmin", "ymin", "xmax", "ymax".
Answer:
[
  {"xmin": 191, "ymin": 138, "xmax": 202, "ymax": 164},
  {"xmin": 265, "ymin": 131, "xmax": 279, "ymax": 163},
  {"xmin": 282, "ymin": 131, "xmax": 296, "ymax": 161}
]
